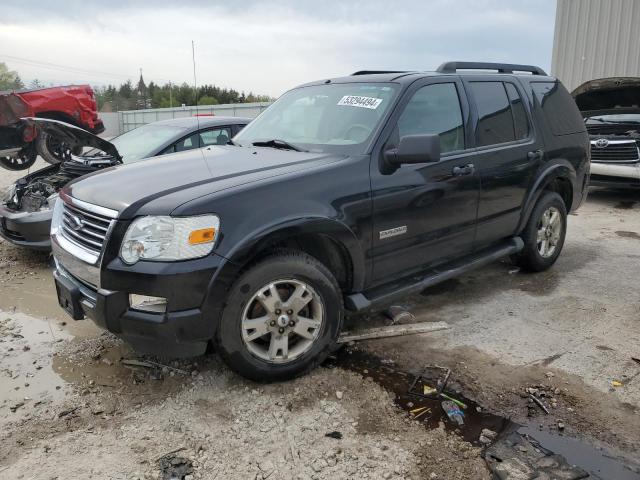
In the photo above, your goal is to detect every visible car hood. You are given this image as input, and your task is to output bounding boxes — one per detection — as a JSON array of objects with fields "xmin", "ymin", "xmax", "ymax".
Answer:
[
  {"xmin": 22, "ymin": 117, "xmax": 121, "ymax": 160},
  {"xmin": 572, "ymin": 77, "xmax": 640, "ymax": 117},
  {"xmin": 64, "ymin": 145, "xmax": 345, "ymax": 218}
]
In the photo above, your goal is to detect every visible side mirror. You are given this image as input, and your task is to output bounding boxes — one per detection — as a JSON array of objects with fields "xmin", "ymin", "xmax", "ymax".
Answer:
[{"xmin": 384, "ymin": 134, "xmax": 441, "ymax": 165}]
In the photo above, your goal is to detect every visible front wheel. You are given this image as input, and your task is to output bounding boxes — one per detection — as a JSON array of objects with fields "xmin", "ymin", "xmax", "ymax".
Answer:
[
  {"xmin": 0, "ymin": 143, "xmax": 37, "ymax": 171},
  {"xmin": 216, "ymin": 251, "xmax": 343, "ymax": 382},
  {"xmin": 513, "ymin": 191, "xmax": 567, "ymax": 272}
]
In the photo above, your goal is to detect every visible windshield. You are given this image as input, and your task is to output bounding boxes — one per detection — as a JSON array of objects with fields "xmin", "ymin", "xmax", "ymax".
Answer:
[
  {"xmin": 234, "ymin": 83, "xmax": 399, "ymax": 154},
  {"xmin": 586, "ymin": 113, "xmax": 640, "ymax": 125},
  {"xmin": 109, "ymin": 124, "xmax": 187, "ymax": 162}
]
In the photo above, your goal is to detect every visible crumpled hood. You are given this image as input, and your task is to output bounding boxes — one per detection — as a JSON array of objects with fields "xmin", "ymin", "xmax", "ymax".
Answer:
[
  {"xmin": 64, "ymin": 145, "xmax": 344, "ymax": 217},
  {"xmin": 572, "ymin": 77, "xmax": 640, "ymax": 116}
]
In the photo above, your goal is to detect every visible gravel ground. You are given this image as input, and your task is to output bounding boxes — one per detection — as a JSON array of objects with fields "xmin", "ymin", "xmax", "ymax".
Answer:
[{"xmin": 1, "ymin": 161, "xmax": 639, "ymax": 478}]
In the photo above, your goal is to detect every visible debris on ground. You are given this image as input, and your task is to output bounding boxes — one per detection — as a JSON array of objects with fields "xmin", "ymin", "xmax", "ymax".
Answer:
[
  {"xmin": 485, "ymin": 431, "xmax": 589, "ymax": 480},
  {"xmin": 338, "ymin": 321, "xmax": 449, "ymax": 343},
  {"xmin": 441, "ymin": 400, "xmax": 465, "ymax": 426},
  {"xmin": 611, "ymin": 379, "xmax": 623, "ymax": 387},
  {"xmin": 384, "ymin": 305, "xmax": 416, "ymax": 324},
  {"xmin": 324, "ymin": 431, "xmax": 343, "ymax": 439},
  {"xmin": 479, "ymin": 428, "xmax": 497, "ymax": 446},
  {"xmin": 529, "ymin": 394, "xmax": 550, "ymax": 414},
  {"xmin": 157, "ymin": 450, "xmax": 193, "ymax": 480}
]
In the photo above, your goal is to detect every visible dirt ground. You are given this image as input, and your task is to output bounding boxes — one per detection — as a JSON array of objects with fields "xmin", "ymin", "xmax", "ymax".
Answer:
[{"xmin": 1, "ymin": 161, "xmax": 640, "ymax": 479}]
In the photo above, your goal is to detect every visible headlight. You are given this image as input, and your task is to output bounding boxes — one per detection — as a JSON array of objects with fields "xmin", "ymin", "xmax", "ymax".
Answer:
[
  {"xmin": 120, "ymin": 215, "xmax": 220, "ymax": 264},
  {"xmin": 50, "ymin": 197, "xmax": 64, "ymax": 235}
]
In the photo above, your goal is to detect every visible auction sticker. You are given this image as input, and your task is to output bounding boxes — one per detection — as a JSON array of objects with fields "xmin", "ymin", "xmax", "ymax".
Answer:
[{"xmin": 337, "ymin": 95, "xmax": 383, "ymax": 109}]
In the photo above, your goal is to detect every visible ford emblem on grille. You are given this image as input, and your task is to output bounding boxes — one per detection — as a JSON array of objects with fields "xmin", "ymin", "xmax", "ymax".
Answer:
[
  {"xmin": 69, "ymin": 215, "xmax": 84, "ymax": 231},
  {"xmin": 595, "ymin": 138, "xmax": 609, "ymax": 148}
]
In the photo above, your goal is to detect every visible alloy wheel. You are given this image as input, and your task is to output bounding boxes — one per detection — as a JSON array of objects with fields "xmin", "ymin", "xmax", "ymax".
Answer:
[
  {"xmin": 241, "ymin": 279, "xmax": 324, "ymax": 363},
  {"xmin": 536, "ymin": 206, "xmax": 562, "ymax": 258}
]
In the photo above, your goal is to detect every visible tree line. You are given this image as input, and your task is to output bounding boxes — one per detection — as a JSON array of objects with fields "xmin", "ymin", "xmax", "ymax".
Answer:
[
  {"xmin": 0, "ymin": 62, "xmax": 272, "ymax": 111},
  {"xmin": 95, "ymin": 80, "xmax": 272, "ymax": 111}
]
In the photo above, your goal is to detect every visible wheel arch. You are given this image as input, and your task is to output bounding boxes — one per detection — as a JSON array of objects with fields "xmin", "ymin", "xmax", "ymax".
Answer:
[
  {"xmin": 517, "ymin": 162, "xmax": 576, "ymax": 234},
  {"xmin": 223, "ymin": 218, "xmax": 366, "ymax": 293}
]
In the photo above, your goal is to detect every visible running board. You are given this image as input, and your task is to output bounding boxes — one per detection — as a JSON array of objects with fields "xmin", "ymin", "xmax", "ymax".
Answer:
[{"xmin": 345, "ymin": 237, "xmax": 524, "ymax": 312}]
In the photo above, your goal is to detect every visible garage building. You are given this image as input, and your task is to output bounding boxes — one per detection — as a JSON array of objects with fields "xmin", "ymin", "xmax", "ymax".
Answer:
[{"xmin": 551, "ymin": 0, "xmax": 640, "ymax": 91}]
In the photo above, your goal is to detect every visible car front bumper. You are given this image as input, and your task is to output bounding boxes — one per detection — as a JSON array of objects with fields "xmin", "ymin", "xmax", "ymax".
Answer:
[
  {"xmin": 51, "ymin": 233, "xmax": 229, "ymax": 358},
  {"xmin": 590, "ymin": 162, "xmax": 640, "ymax": 188},
  {"xmin": 0, "ymin": 204, "xmax": 52, "ymax": 250}
]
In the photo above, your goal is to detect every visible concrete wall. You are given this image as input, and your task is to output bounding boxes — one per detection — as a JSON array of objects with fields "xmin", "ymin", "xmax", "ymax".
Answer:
[
  {"xmin": 552, "ymin": 0, "xmax": 640, "ymax": 92},
  {"xmin": 99, "ymin": 112, "xmax": 121, "ymax": 138}
]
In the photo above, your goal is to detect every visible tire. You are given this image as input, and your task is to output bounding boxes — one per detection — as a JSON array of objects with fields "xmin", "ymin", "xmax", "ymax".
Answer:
[
  {"xmin": 216, "ymin": 250, "xmax": 343, "ymax": 382},
  {"xmin": 514, "ymin": 191, "xmax": 567, "ymax": 272},
  {"xmin": 0, "ymin": 143, "xmax": 37, "ymax": 171},
  {"xmin": 36, "ymin": 132, "xmax": 73, "ymax": 164}
]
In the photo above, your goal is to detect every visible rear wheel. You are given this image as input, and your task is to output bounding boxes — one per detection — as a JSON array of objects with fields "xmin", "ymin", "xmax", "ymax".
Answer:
[
  {"xmin": 514, "ymin": 191, "xmax": 567, "ymax": 272},
  {"xmin": 0, "ymin": 143, "xmax": 37, "ymax": 171},
  {"xmin": 216, "ymin": 251, "xmax": 343, "ymax": 382}
]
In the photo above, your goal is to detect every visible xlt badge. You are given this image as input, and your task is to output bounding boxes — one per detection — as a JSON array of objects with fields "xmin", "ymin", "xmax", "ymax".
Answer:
[{"xmin": 379, "ymin": 226, "xmax": 407, "ymax": 239}]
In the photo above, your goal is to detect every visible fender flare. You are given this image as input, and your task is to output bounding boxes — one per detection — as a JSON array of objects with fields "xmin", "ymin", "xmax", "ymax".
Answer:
[
  {"xmin": 517, "ymin": 161, "xmax": 576, "ymax": 233},
  {"xmin": 226, "ymin": 216, "xmax": 366, "ymax": 290}
]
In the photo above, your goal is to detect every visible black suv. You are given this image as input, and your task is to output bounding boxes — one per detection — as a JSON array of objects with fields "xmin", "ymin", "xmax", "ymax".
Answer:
[{"xmin": 52, "ymin": 62, "xmax": 589, "ymax": 381}]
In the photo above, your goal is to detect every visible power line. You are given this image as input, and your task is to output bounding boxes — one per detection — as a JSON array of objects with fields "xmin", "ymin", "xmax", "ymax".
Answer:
[{"xmin": 0, "ymin": 53, "xmax": 178, "ymax": 84}]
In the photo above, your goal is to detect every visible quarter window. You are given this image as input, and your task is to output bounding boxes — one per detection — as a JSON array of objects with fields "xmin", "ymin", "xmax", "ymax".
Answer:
[
  {"xmin": 397, "ymin": 83, "xmax": 465, "ymax": 154},
  {"xmin": 469, "ymin": 81, "xmax": 515, "ymax": 146}
]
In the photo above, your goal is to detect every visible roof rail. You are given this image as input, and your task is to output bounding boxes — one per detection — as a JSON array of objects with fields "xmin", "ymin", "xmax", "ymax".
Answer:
[
  {"xmin": 351, "ymin": 70, "xmax": 408, "ymax": 76},
  {"xmin": 436, "ymin": 62, "xmax": 547, "ymax": 76}
]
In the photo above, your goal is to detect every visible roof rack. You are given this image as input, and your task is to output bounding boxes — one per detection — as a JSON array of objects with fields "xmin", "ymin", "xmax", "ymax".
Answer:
[
  {"xmin": 436, "ymin": 62, "xmax": 547, "ymax": 76},
  {"xmin": 351, "ymin": 70, "xmax": 409, "ymax": 76}
]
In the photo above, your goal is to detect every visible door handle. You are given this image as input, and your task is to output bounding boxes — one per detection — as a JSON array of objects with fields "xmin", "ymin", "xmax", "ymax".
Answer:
[
  {"xmin": 527, "ymin": 149, "xmax": 544, "ymax": 160},
  {"xmin": 452, "ymin": 164, "xmax": 475, "ymax": 176}
]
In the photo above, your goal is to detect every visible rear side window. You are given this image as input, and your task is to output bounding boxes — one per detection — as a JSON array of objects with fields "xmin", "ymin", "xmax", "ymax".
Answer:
[
  {"xmin": 469, "ymin": 82, "xmax": 515, "ymax": 146},
  {"xmin": 505, "ymin": 83, "xmax": 530, "ymax": 140},
  {"xmin": 531, "ymin": 81, "xmax": 585, "ymax": 136},
  {"xmin": 397, "ymin": 83, "xmax": 465, "ymax": 154}
]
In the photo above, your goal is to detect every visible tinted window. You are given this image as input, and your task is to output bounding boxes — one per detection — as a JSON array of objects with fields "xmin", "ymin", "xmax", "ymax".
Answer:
[
  {"xmin": 200, "ymin": 127, "xmax": 232, "ymax": 146},
  {"xmin": 505, "ymin": 83, "xmax": 530, "ymax": 140},
  {"xmin": 531, "ymin": 81, "xmax": 585, "ymax": 136},
  {"xmin": 398, "ymin": 83, "xmax": 465, "ymax": 153},
  {"xmin": 470, "ymin": 81, "xmax": 515, "ymax": 146}
]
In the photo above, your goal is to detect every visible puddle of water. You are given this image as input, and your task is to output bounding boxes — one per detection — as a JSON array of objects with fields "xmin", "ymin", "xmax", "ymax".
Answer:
[
  {"xmin": 616, "ymin": 230, "xmax": 640, "ymax": 240},
  {"xmin": 328, "ymin": 347, "xmax": 510, "ymax": 443},
  {"xmin": 519, "ymin": 426, "xmax": 640, "ymax": 480},
  {"xmin": 330, "ymin": 347, "xmax": 640, "ymax": 479},
  {"xmin": 615, "ymin": 201, "xmax": 637, "ymax": 210},
  {"xmin": 0, "ymin": 311, "xmax": 72, "ymax": 407}
]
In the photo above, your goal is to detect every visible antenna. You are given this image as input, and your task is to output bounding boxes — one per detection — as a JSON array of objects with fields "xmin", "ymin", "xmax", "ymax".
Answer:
[{"xmin": 192, "ymin": 40, "xmax": 200, "ymax": 142}]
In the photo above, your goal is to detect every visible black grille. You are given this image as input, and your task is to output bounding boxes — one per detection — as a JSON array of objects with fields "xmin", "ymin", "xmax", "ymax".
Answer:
[
  {"xmin": 590, "ymin": 141, "xmax": 639, "ymax": 163},
  {"xmin": 61, "ymin": 202, "xmax": 112, "ymax": 255}
]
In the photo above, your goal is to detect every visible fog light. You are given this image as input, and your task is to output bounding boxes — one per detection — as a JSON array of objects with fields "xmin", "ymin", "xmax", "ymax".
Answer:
[{"xmin": 129, "ymin": 294, "xmax": 167, "ymax": 313}]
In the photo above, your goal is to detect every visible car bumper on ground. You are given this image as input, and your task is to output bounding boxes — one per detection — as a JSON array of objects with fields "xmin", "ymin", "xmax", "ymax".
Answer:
[
  {"xmin": 589, "ymin": 161, "xmax": 640, "ymax": 188},
  {"xmin": 0, "ymin": 204, "xmax": 52, "ymax": 249}
]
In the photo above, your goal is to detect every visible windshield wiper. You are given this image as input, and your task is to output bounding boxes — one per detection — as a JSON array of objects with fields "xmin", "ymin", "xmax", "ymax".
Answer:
[{"xmin": 251, "ymin": 139, "xmax": 307, "ymax": 152}]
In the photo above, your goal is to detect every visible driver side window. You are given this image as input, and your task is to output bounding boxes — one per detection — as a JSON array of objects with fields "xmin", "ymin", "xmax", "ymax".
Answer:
[{"xmin": 398, "ymin": 83, "xmax": 465, "ymax": 154}]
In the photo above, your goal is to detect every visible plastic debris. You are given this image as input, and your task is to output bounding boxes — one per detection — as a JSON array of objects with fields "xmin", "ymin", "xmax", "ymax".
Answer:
[
  {"xmin": 611, "ymin": 380, "xmax": 623, "ymax": 387},
  {"xmin": 325, "ymin": 431, "xmax": 343, "ymax": 439},
  {"xmin": 440, "ymin": 393, "xmax": 467, "ymax": 410},
  {"xmin": 423, "ymin": 384, "xmax": 437, "ymax": 395},
  {"xmin": 441, "ymin": 400, "xmax": 465, "ymax": 426}
]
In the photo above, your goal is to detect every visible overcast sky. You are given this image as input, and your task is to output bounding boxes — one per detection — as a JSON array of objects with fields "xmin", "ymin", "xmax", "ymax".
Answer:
[{"xmin": 1, "ymin": 0, "xmax": 557, "ymax": 97}]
